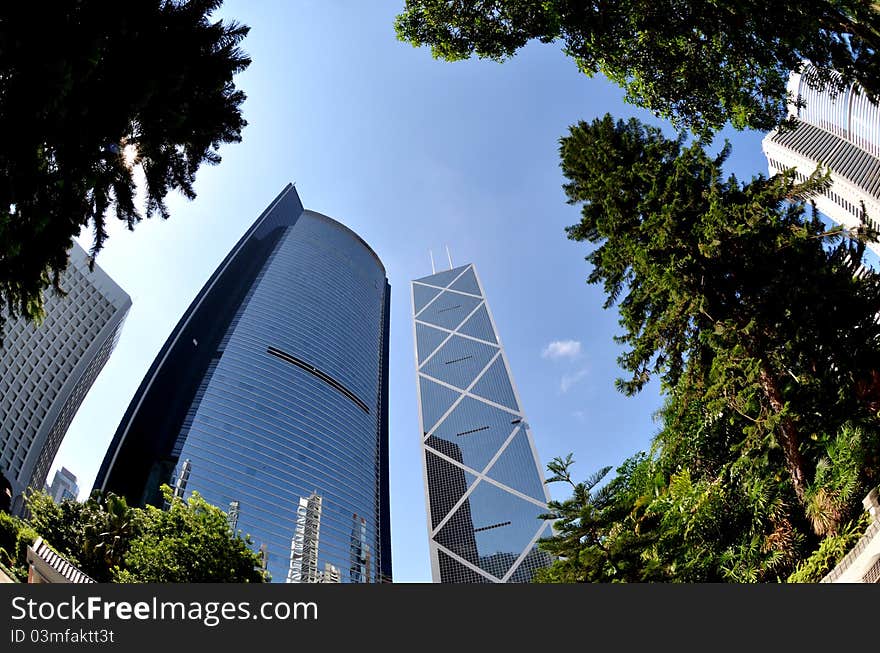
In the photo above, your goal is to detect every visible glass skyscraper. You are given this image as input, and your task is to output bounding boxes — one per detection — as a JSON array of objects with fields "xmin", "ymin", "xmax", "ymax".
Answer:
[
  {"xmin": 412, "ymin": 263, "xmax": 552, "ymax": 582},
  {"xmin": 95, "ymin": 184, "xmax": 392, "ymax": 583}
]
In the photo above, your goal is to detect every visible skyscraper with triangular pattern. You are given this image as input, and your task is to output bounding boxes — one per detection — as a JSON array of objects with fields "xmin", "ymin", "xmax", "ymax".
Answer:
[{"xmin": 412, "ymin": 263, "xmax": 552, "ymax": 582}]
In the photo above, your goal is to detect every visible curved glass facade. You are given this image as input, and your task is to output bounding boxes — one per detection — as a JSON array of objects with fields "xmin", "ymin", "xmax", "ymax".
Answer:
[{"xmin": 95, "ymin": 185, "xmax": 391, "ymax": 583}]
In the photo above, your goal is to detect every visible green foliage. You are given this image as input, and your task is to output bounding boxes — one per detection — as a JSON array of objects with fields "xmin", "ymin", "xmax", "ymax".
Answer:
[
  {"xmin": 25, "ymin": 489, "xmax": 142, "ymax": 582},
  {"xmin": 0, "ymin": 1, "xmax": 250, "ymax": 338},
  {"xmin": 560, "ymin": 114, "xmax": 880, "ymax": 504},
  {"xmin": 535, "ymin": 458, "xmax": 622, "ymax": 582},
  {"xmin": 395, "ymin": 0, "xmax": 880, "ymax": 135},
  {"xmin": 0, "ymin": 510, "xmax": 38, "ymax": 581},
  {"xmin": 788, "ymin": 512, "xmax": 874, "ymax": 583},
  {"xmin": 537, "ymin": 412, "xmax": 880, "ymax": 581},
  {"xmin": 534, "ymin": 117, "xmax": 880, "ymax": 581},
  {"xmin": 0, "ymin": 511, "xmax": 18, "ymax": 563},
  {"xmin": 803, "ymin": 423, "xmax": 877, "ymax": 536},
  {"xmin": 23, "ymin": 486, "xmax": 265, "ymax": 583},
  {"xmin": 113, "ymin": 486, "xmax": 267, "ymax": 583}
]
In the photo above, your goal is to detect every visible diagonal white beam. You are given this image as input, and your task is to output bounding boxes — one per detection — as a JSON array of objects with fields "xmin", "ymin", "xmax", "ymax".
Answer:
[
  {"xmin": 412, "ymin": 265, "xmax": 472, "ymax": 317},
  {"xmin": 419, "ymin": 370, "xmax": 520, "ymax": 426},
  {"xmin": 418, "ymin": 351, "xmax": 505, "ymax": 440},
  {"xmin": 500, "ymin": 520, "xmax": 555, "ymax": 583},
  {"xmin": 432, "ymin": 542, "xmax": 501, "ymax": 583},
  {"xmin": 415, "ymin": 318, "xmax": 497, "ymax": 352},
  {"xmin": 417, "ymin": 300, "xmax": 487, "ymax": 368},
  {"xmin": 412, "ymin": 282, "xmax": 482, "ymax": 302},
  {"xmin": 427, "ymin": 425, "xmax": 520, "ymax": 537}
]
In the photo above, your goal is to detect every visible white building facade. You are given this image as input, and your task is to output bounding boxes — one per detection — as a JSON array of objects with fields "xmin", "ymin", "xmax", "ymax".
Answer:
[
  {"xmin": 762, "ymin": 64, "xmax": 880, "ymax": 255},
  {"xmin": 0, "ymin": 241, "xmax": 130, "ymax": 514}
]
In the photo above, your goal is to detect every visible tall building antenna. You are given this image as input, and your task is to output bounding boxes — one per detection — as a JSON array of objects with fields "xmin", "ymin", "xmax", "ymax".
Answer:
[
  {"xmin": 429, "ymin": 249, "xmax": 436, "ymax": 274},
  {"xmin": 445, "ymin": 245, "xmax": 453, "ymax": 270}
]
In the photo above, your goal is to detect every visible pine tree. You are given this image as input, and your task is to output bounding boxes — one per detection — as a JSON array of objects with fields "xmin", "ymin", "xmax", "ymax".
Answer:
[
  {"xmin": 395, "ymin": 1, "xmax": 880, "ymax": 134},
  {"xmin": 0, "ymin": 1, "xmax": 250, "ymax": 338},
  {"xmin": 560, "ymin": 114, "xmax": 880, "ymax": 508}
]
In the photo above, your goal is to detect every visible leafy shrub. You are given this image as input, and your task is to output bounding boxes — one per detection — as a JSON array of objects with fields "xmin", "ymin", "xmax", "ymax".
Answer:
[{"xmin": 788, "ymin": 512, "xmax": 873, "ymax": 583}]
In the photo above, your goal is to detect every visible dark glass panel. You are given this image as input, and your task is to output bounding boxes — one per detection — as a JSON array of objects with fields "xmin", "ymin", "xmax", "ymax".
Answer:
[
  {"xmin": 425, "ymin": 449, "xmax": 477, "ymax": 530},
  {"xmin": 437, "ymin": 549, "xmax": 492, "ymax": 584},
  {"xmin": 505, "ymin": 541, "xmax": 554, "ymax": 583},
  {"xmin": 436, "ymin": 479, "xmax": 547, "ymax": 579}
]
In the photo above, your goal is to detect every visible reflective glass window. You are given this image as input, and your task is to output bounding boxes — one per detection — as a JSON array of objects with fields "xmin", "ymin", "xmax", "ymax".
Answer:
[
  {"xmin": 415, "ymin": 322, "xmax": 448, "ymax": 364},
  {"xmin": 426, "ymin": 396, "xmax": 520, "ymax": 473},
  {"xmin": 483, "ymin": 429, "xmax": 546, "ymax": 502},
  {"xmin": 412, "ymin": 283, "xmax": 442, "ymax": 314},
  {"xmin": 448, "ymin": 267, "xmax": 481, "ymax": 296},
  {"xmin": 470, "ymin": 357, "xmax": 519, "ymax": 410},
  {"xmin": 420, "ymin": 335, "xmax": 498, "ymax": 391},
  {"xmin": 413, "ymin": 265, "xmax": 470, "ymax": 288},
  {"xmin": 419, "ymin": 376, "xmax": 461, "ymax": 433},
  {"xmin": 417, "ymin": 292, "xmax": 483, "ymax": 331},
  {"xmin": 458, "ymin": 305, "xmax": 497, "ymax": 343}
]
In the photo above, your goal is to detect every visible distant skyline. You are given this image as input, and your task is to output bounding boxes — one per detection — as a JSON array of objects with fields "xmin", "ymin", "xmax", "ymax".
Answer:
[{"xmin": 53, "ymin": 2, "xmax": 774, "ymax": 582}]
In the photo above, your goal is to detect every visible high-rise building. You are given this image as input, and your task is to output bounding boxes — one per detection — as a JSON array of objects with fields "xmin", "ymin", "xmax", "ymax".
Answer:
[
  {"xmin": 0, "ymin": 241, "xmax": 131, "ymax": 515},
  {"xmin": 94, "ymin": 184, "xmax": 392, "ymax": 583},
  {"xmin": 47, "ymin": 466, "xmax": 79, "ymax": 503},
  {"xmin": 288, "ymin": 491, "xmax": 323, "ymax": 583},
  {"xmin": 412, "ymin": 263, "xmax": 552, "ymax": 582},
  {"xmin": 319, "ymin": 562, "xmax": 341, "ymax": 583},
  {"xmin": 762, "ymin": 63, "xmax": 880, "ymax": 255}
]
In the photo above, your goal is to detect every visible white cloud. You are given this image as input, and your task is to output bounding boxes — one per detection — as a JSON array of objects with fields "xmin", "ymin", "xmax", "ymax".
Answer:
[
  {"xmin": 542, "ymin": 339, "xmax": 582, "ymax": 360},
  {"xmin": 560, "ymin": 368, "xmax": 589, "ymax": 393}
]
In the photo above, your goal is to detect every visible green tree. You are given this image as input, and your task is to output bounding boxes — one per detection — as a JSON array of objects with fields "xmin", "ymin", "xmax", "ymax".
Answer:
[
  {"xmin": 0, "ymin": 1, "xmax": 250, "ymax": 337},
  {"xmin": 25, "ymin": 490, "xmax": 141, "ymax": 582},
  {"xmin": 533, "ymin": 457, "xmax": 619, "ymax": 582},
  {"xmin": 536, "ymin": 411, "xmax": 878, "ymax": 582},
  {"xmin": 394, "ymin": 1, "xmax": 880, "ymax": 134},
  {"xmin": 114, "ymin": 486, "xmax": 266, "ymax": 583},
  {"xmin": 24, "ymin": 487, "xmax": 265, "ymax": 582},
  {"xmin": 534, "ymin": 115, "xmax": 880, "ymax": 582},
  {"xmin": 0, "ymin": 510, "xmax": 38, "ymax": 581},
  {"xmin": 559, "ymin": 114, "xmax": 880, "ymax": 507}
]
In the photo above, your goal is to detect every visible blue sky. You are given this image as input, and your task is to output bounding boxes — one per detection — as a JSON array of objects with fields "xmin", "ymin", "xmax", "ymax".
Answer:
[{"xmin": 56, "ymin": 1, "xmax": 771, "ymax": 582}]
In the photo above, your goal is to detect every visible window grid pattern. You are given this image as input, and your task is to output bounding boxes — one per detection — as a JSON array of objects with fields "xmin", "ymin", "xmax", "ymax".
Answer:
[
  {"xmin": 412, "ymin": 263, "xmax": 552, "ymax": 583},
  {"xmin": 0, "ymin": 241, "xmax": 131, "ymax": 514},
  {"xmin": 172, "ymin": 209, "xmax": 390, "ymax": 584}
]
